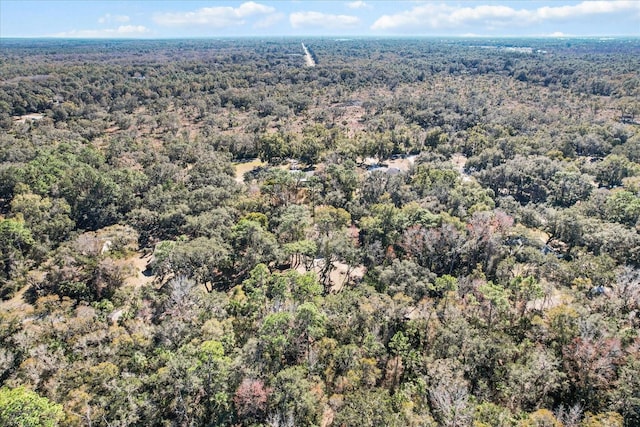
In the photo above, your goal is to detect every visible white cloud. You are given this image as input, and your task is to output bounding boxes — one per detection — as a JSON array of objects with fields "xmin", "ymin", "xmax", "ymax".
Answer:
[
  {"xmin": 254, "ymin": 13, "xmax": 285, "ymax": 29},
  {"xmin": 153, "ymin": 1, "xmax": 275, "ymax": 27},
  {"xmin": 290, "ymin": 11, "xmax": 360, "ymax": 29},
  {"xmin": 535, "ymin": 1, "xmax": 638, "ymax": 20},
  {"xmin": 347, "ymin": 1, "xmax": 369, "ymax": 9},
  {"xmin": 371, "ymin": 1, "xmax": 640, "ymax": 31},
  {"xmin": 98, "ymin": 14, "xmax": 130, "ymax": 24},
  {"xmin": 53, "ymin": 25, "xmax": 150, "ymax": 38}
]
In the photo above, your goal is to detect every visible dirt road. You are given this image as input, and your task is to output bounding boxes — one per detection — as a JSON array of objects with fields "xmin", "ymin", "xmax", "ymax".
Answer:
[{"xmin": 302, "ymin": 43, "xmax": 315, "ymax": 67}]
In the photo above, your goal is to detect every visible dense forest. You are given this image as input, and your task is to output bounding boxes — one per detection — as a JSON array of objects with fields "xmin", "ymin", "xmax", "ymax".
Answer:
[{"xmin": 0, "ymin": 37, "xmax": 639, "ymax": 426}]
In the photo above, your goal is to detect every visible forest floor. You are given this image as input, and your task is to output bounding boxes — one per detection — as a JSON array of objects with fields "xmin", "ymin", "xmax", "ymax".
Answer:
[
  {"xmin": 116, "ymin": 250, "xmax": 363, "ymax": 295},
  {"xmin": 296, "ymin": 260, "xmax": 366, "ymax": 293},
  {"xmin": 527, "ymin": 287, "xmax": 568, "ymax": 312},
  {"xmin": 0, "ymin": 252, "xmax": 154, "ymax": 316},
  {"xmin": 0, "ymin": 271, "xmax": 40, "ymax": 315},
  {"xmin": 451, "ymin": 153, "xmax": 473, "ymax": 181},
  {"xmin": 119, "ymin": 252, "xmax": 155, "ymax": 289}
]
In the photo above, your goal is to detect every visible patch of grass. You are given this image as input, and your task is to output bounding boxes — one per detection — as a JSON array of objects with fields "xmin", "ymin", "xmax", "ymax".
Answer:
[{"xmin": 233, "ymin": 158, "xmax": 265, "ymax": 182}]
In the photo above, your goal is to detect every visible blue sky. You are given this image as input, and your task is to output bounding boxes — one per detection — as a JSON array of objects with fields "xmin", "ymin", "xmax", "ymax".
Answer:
[{"xmin": 1, "ymin": 1, "xmax": 639, "ymax": 38}]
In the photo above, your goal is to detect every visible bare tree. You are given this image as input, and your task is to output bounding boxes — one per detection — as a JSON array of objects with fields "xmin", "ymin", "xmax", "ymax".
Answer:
[{"xmin": 427, "ymin": 359, "xmax": 472, "ymax": 427}]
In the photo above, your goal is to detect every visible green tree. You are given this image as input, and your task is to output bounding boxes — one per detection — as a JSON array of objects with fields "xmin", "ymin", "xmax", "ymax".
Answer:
[
  {"xmin": 260, "ymin": 168, "xmax": 299, "ymax": 208},
  {"xmin": 0, "ymin": 218, "xmax": 35, "ymax": 298},
  {"xmin": 473, "ymin": 402, "xmax": 515, "ymax": 427},
  {"xmin": 232, "ymin": 218, "xmax": 282, "ymax": 278},
  {"xmin": 258, "ymin": 132, "xmax": 289, "ymax": 164},
  {"xmin": 293, "ymin": 302, "xmax": 327, "ymax": 362},
  {"xmin": 161, "ymin": 236, "xmax": 232, "ymax": 291},
  {"xmin": 259, "ymin": 312, "xmax": 294, "ymax": 371},
  {"xmin": 334, "ymin": 388, "xmax": 403, "ymax": 427},
  {"xmin": 499, "ymin": 348, "xmax": 564, "ymax": 412},
  {"xmin": 549, "ymin": 170, "xmax": 594, "ymax": 207},
  {"xmin": 432, "ymin": 274, "xmax": 459, "ymax": 319},
  {"xmin": 519, "ymin": 409, "xmax": 562, "ymax": 427},
  {"xmin": 10, "ymin": 193, "xmax": 74, "ymax": 247},
  {"xmin": 604, "ymin": 190, "xmax": 640, "ymax": 227},
  {"xmin": 479, "ymin": 281, "xmax": 510, "ymax": 330},
  {"xmin": 610, "ymin": 357, "xmax": 640, "ymax": 427},
  {"xmin": 580, "ymin": 412, "xmax": 623, "ymax": 427},
  {"xmin": 596, "ymin": 155, "xmax": 638, "ymax": 188},
  {"xmin": 321, "ymin": 160, "xmax": 359, "ymax": 209},
  {"xmin": 0, "ymin": 386, "xmax": 64, "ymax": 427},
  {"xmin": 508, "ymin": 275, "xmax": 543, "ymax": 324},
  {"xmin": 275, "ymin": 204, "xmax": 312, "ymax": 244},
  {"xmin": 268, "ymin": 366, "xmax": 321, "ymax": 426},
  {"xmin": 371, "ymin": 258, "xmax": 434, "ymax": 301}
]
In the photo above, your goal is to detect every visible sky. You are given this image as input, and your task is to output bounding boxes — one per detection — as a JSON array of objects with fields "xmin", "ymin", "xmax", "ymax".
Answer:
[{"xmin": 1, "ymin": 1, "xmax": 639, "ymax": 38}]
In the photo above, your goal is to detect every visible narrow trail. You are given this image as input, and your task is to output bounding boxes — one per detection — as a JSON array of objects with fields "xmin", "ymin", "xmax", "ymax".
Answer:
[{"xmin": 301, "ymin": 43, "xmax": 315, "ymax": 67}]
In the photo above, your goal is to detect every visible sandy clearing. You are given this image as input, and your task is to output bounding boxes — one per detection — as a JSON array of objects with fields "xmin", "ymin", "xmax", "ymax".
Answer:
[
  {"xmin": 234, "ymin": 158, "xmax": 265, "ymax": 183},
  {"xmin": 527, "ymin": 288, "xmax": 570, "ymax": 312},
  {"xmin": 121, "ymin": 252, "xmax": 155, "ymax": 289},
  {"xmin": 385, "ymin": 155, "xmax": 417, "ymax": 172},
  {"xmin": 295, "ymin": 259, "xmax": 365, "ymax": 293},
  {"xmin": 0, "ymin": 275, "xmax": 38, "ymax": 316},
  {"xmin": 13, "ymin": 113, "xmax": 44, "ymax": 124},
  {"xmin": 451, "ymin": 153, "xmax": 474, "ymax": 182}
]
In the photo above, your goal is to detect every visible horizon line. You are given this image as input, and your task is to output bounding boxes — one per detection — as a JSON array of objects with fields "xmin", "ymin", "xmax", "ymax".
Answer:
[{"xmin": 2, "ymin": 34, "xmax": 639, "ymax": 40}]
